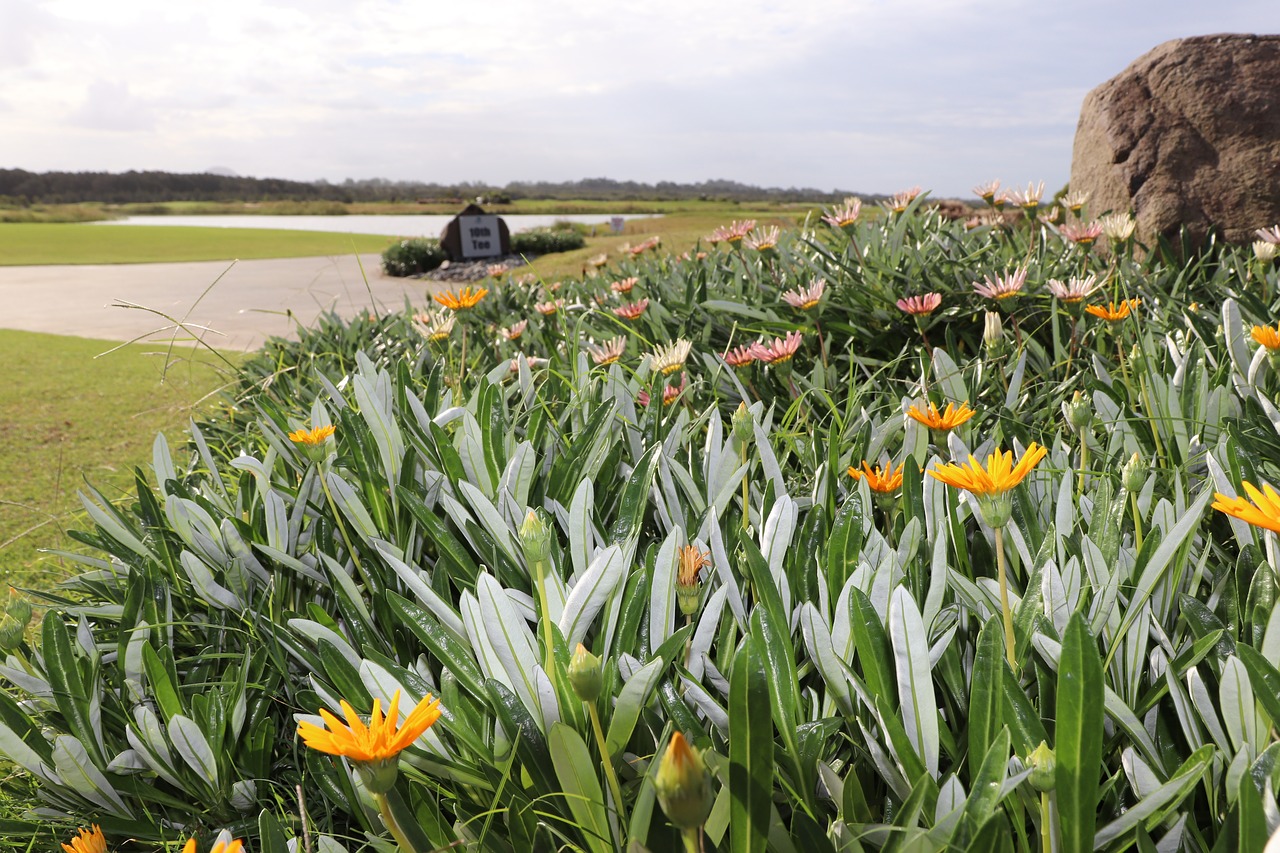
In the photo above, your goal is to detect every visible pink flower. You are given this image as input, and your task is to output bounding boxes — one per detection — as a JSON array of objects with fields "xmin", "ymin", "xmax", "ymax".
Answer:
[
  {"xmin": 896, "ymin": 293, "xmax": 942, "ymax": 316},
  {"xmin": 587, "ymin": 336, "xmax": 627, "ymax": 365},
  {"xmin": 500, "ymin": 319, "xmax": 528, "ymax": 340},
  {"xmin": 1059, "ymin": 221, "xmax": 1104, "ymax": 245},
  {"xmin": 751, "ymin": 331, "xmax": 803, "ymax": 365},
  {"xmin": 637, "ymin": 373, "xmax": 687, "ymax": 407},
  {"xmin": 1257, "ymin": 225, "xmax": 1280, "ymax": 244},
  {"xmin": 1046, "ymin": 275, "xmax": 1102, "ymax": 304},
  {"xmin": 972, "ymin": 180, "xmax": 1001, "ymax": 204},
  {"xmin": 708, "ymin": 220, "xmax": 756, "ymax": 244},
  {"xmin": 973, "ymin": 266, "xmax": 1028, "ymax": 300},
  {"xmin": 781, "ymin": 278, "xmax": 826, "ymax": 310},
  {"xmin": 509, "ymin": 355, "xmax": 549, "ymax": 373},
  {"xmin": 613, "ymin": 299, "xmax": 650, "ymax": 320},
  {"xmin": 535, "ymin": 298, "xmax": 566, "ymax": 316},
  {"xmin": 611, "ymin": 277, "xmax": 638, "ymax": 294},
  {"xmin": 722, "ymin": 344, "xmax": 757, "ymax": 368},
  {"xmin": 1006, "ymin": 181, "xmax": 1045, "ymax": 210},
  {"xmin": 884, "ymin": 187, "xmax": 923, "ymax": 214},
  {"xmin": 745, "ymin": 226, "xmax": 781, "ymax": 252},
  {"xmin": 822, "ymin": 198, "xmax": 862, "ymax": 228}
]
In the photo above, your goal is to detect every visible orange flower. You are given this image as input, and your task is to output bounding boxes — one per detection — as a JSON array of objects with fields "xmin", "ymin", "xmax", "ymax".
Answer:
[
  {"xmin": 298, "ymin": 690, "xmax": 442, "ymax": 764},
  {"xmin": 907, "ymin": 401, "xmax": 976, "ymax": 431},
  {"xmin": 847, "ymin": 460, "xmax": 904, "ymax": 494},
  {"xmin": 288, "ymin": 425, "xmax": 336, "ymax": 445},
  {"xmin": 433, "ymin": 286, "xmax": 489, "ymax": 311},
  {"xmin": 1213, "ymin": 481, "xmax": 1280, "ymax": 534},
  {"xmin": 62, "ymin": 826, "xmax": 106, "ymax": 853},
  {"xmin": 1251, "ymin": 324, "xmax": 1280, "ymax": 351},
  {"xmin": 676, "ymin": 544, "xmax": 710, "ymax": 587},
  {"xmin": 1085, "ymin": 298, "xmax": 1140, "ymax": 322},
  {"xmin": 929, "ymin": 443, "xmax": 1047, "ymax": 498},
  {"xmin": 181, "ymin": 831, "xmax": 244, "ymax": 853}
]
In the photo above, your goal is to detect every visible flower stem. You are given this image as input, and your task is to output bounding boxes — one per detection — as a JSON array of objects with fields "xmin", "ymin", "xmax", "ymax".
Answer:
[
  {"xmin": 681, "ymin": 827, "xmax": 703, "ymax": 853},
  {"xmin": 1076, "ymin": 437, "xmax": 1089, "ymax": 498},
  {"xmin": 1130, "ymin": 491, "xmax": 1144, "ymax": 551},
  {"xmin": 373, "ymin": 791, "xmax": 418, "ymax": 853},
  {"xmin": 586, "ymin": 700, "xmax": 628, "ymax": 830},
  {"xmin": 740, "ymin": 443, "xmax": 750, "ymax": 532},
  {"xmin": 1040, "ymin": 791, "xmax": 1052, "ymax": 853},
  {"xmin": 532, "ymin": 557, "xmax": 556, "ymax": 675},
  {"xmin": 994, "ymin": 525, "xmax": 1016, "ymax": 669}
]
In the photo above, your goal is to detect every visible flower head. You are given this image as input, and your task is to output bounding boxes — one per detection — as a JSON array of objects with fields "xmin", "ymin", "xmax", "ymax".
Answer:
[
  {"xmin": 722, "ymin": 344, "xmax": 757, "ymax": 368},
  {"xmin": 1061, "ymin": 190, "xmax": 1091, "ymax": 215},
  {"xmin": 568, "ymin": 644, "xmax": 603, "ymax": 701},
  {"xmin": 676, "ymin": 543, "xmax": 710, "ymax": 615},
  {"xmin": 1085, "ymin": 298, "xmax": 1140, "ymax": 323},
  {"xmin": 289, "ymin": 425, "xmax": 336, "ymax": 446},
  {"xmin": 973, "ymin": 180, "xmax": 1001, "ymax": 205},
  {"xmin": 1256, "ymin": 225, "xmax": 1280, "ymax": 244},
  {"xmin": 638, "ymin": 373, "xmax": 687, "ymax": 407},
  {"xmin": 884, "ymin": 186, "xmax": 923, "ymax": 214},
  {"xmin": 847, "ymin": 460, "xmax": 905, "ymax": 494},
  {"xmin": 613, "ymin": 299, "xmax": 650, "ymax": 320},
  {"xmin": 751, "ymin": 331, "xmax": 803, "ymax": 365},
  {"xmin": 973, "ymin": 266, "xmax": 1028, "ymax": 300},
  {"xmin": 62, "ymin": 826, "xmax": 106, "ymax": 853},
  {"xmin": 928, "ymin": 443, "xmax": 1048, "ymax": 528},
  {"xmin": 745, "ymin": 225, "xmax": 781, "ymax": 252},
  {"xmin": 708, "ymin": 219, "xmax": 756, "ymax": 245},
  {"xmin": 654, "ymin": 732, "xmax": 714, "ymax": 830},
  {"xmin": 822, "ymin": 197, "xmax": 863, "ymax": 228},
  {"xmin": 650, "ymin": 339, "xmax": 692, "ymax": 375},
  {"xmin": 300, "ymin": 690, "xmax": 441, "ymax": 763},
  {"xmin": 485, "ymin": 263, "xmax": 507, "ymax": 280},
  {"xmin": 1046, "ymin": 275, "xmax": 1102, "ymax": 304},
  {"xmin": 412, "ymin": 310, "xmax": 455, "ymax": 343},
  {"xmin": 1006, "ymin": 181, "xmax": 1045, "ymax": 211},
  {"xmin": 534, "ymin": 298, "xmax": 566, "ymax": 316},
  {"xmin": 611, "ymin": 277, "xmax": 638, "ymax": 294},
  {"xmin": 1252, "ymin": 325, "xmax": 1280, "ymax": 351},
  {"xmin": 509, "ymin": 355, "xmax": 550, "ymax": 373},
  {"xmin": 1099, "ymin": 212, "xmax": 1136, "ymax": 243},
  {"xmin": 1058, "ymin": 221, "xmax": 1103, "ymax": 246},
  {"xmin": 181, "ymin": 830, "xmax": 245, "ymax": 853},
  {"xmin": 1214, "ymin": 481, "xmax": 1280, "ymax": 534},
  {"xmin": 588, "ymin": 253, "xmax": 609, "ymax": 268},
  {"xmin": 500, "ymin": 319, "xmax": 528, "ymax": 341},
  {"xmin": 896, "ymin": 293, "xmax": 942, "ymax": 316},
  {"xmin": 781, "ymin": 278, "xmax": 826, "ymax": 310},
  {"xmin": 587, "ymin": 335, "xmax": 627, "ymax": 365},
  {"xmin": 1255, "ymin": 241, "xmax": 1278, "ymax": 263},
  {"xmin": 434, "ymin": 286, "xmax": 489, "ymax": 312},
  {"xmin": 907, "ymin": 401, "xmax": 976, "ymax": 431}
]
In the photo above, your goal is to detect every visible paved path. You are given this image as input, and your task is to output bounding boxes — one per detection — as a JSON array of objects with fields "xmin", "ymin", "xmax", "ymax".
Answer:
[{"xmin": 0, "ymin": 254, "xmax": 439, "ymax": 351}]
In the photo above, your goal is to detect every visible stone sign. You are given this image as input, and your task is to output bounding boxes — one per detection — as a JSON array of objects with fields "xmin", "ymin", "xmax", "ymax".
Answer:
[{"xmin": 439, "ymin": 203, "xmax": 511, "ymax": 261}]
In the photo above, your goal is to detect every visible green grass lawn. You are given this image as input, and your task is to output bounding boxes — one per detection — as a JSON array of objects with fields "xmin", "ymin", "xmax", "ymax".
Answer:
[
  {"xmin": 0, "ymin": 330, "xmax": 235, "ymax": 588},
  {"xmin": 0, "ymin": 223, "xmax": 396, "ymax": 265}
]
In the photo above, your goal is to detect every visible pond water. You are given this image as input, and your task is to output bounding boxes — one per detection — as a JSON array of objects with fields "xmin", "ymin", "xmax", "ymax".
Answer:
[{"xmin": 91, "ymin": 213, "xmax": 658, "ymax": 238}]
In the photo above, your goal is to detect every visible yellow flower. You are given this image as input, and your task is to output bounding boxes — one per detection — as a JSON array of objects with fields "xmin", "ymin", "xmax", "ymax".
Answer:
[
  {"xmin": 907, "ymin": 401, "xmax": 976, "ymax": 431},
  {"xmin": 433, "ymin": 285, "xmax": 489, "ymax": 311},
  {"xmin": 1213, "ymin": 481, "xmax": 1280, "ymax": 534},
  {"xmin": 654, "ymin": 732, "xmax": 714, "ymax": 830},
  {"xmin": 1251, "ymin": 325, "xmax": 1280, "ymax": 351},
  {"xmin": 298, "ymin": 690, "xmax": 442, "ymax": 765},
  {"xmin": 1085, "ymin": 298, "xmax": 1140, "ymax": 322},
  {"xmin": 847, "ymin": 460, "xmax": 905, "ymax": 494},
  {"xmin": 288, "ymin": 425, "xmax": 336, "ymax": 445},
  {"xmin": 181, "ymin": 831, "xmax": 244, "ymax": 853},
  {"xmin": 62, "ymin": 826, "xmax": 106, "ymax": 853},
  {"xmin": 928, "ymin": 443, "xmax": 1048, "ymax": 528}
]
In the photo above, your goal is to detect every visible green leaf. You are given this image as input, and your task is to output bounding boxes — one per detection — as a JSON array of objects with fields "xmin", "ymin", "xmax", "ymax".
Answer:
[
  {"xmin": 1055, "ymin": 614, "xmax": 1104, "ymax": 853},
  {"xmin": 848, "ymin": 589, "xmax": 896, "ymax": 708},
  {"xmin": 41, "ymin": 612, "xmax": 106, "ymax": 768},
  {"xmin": 729, "ymin": 635, "xmax": 771, "ymax": 853},
  {"xmin": 969, "ymin": 616, "xmax": 1006, "ymax": 772},
  {"xmin": 956, "ymin": 728, "xmax": 1010, "ymax": 848},
  {"xmin": 888, "ymin": 586, "xmax": 939, "ymax": 778},
  {"xmin": 1092, "ymin": 744, "xmax": 1213, "ymax": 847},
  {"xmin": 1237, "ymin": 645, "xmax": 1280, "ymax": 730},
  {"xmin": 549, "ymin": 723, "xmax": 613, "ymax": 853},
  {"xmin": 605, "ymin": 658, "xmax": 666, "ymax": 757}
]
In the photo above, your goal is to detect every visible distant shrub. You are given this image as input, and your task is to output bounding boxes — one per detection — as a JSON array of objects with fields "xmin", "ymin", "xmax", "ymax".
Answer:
[
  {"xmin": 511, "ymin": 228, "xmax": 586, "ymax": 254},
  {"xmin": 382, "ymin": 237, "xmax": 447, "ymax": 276}
]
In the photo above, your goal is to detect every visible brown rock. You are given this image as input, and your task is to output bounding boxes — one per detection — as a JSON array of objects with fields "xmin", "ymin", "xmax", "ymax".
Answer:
[
  {"xmin": 1069, "ymin": 34, "xmax": 1280, "ymax": 247},
  {"xmin": 439, "ymin": 203, "xmax": 512, "ymax": 261}
]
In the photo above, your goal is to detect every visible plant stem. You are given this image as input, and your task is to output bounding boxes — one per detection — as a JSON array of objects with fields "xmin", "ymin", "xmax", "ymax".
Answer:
[
  {"xmin": 1040, "ymin": 791, "xmax": 1052, "ymax": 853},
  {"xmin": 532, "ymin": 556, "xmax": 556, "ymax": 675},
  {"xmin": 1076, "ymin": 436, "xmax": 1089, "ymax": 498},
  {"xmin": 459, "ymin": 323, "xmax": 468, "ymax": 388},
  {"xmin": 994, "ymin": 525, "xmax": 1016, "ymax": 669},
  {"xmin": 1130, "ymin": 490, "xmax": 1144, "ymax": 551},
  {"xmin": 741, "ymin": 443, "xmax": 750, "ymax": 532},
  {"xmin": 373, "ymin": 791, "xmax": 418, "ymax": 853},
  {"xmin": 586, "ymin": 700, "xmax": 628, "ymax": 830},
  {"xmin": 681, "ymin": 827, "xmax": 702, "ymax": 853}
]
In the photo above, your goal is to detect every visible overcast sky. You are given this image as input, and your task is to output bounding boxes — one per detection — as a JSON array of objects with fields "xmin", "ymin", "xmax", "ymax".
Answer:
[{"xmin": 2, "ymin": 1, "xmax": 1277, "ymax": 197}]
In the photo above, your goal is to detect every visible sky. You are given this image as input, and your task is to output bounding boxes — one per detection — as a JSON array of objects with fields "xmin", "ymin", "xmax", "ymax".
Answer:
[{"xmin": 2, "ymin": 0, "xmax": 1278, "ymax": 197}]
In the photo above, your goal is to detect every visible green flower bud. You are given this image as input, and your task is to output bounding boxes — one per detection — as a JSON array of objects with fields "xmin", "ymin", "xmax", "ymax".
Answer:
[
  {"xmin": 4, "ymin": 589, "xmax": 31, "ymax": 628},
  {"xmin": 1121, "ymin": 452, "xmax": 1147, "ymax": 493},
  {"xmin": 568, "ymin": 644, "xmax": 602, "ymax": 702},
  {"xmin": 976, "ymin": 493, "xmax": 1014, "ymax": 529},
  {"xmin": 1027, "ymin": 741, "xmax": 1056, "ymax": 793},
  {"xmin": 731, "ymin": 401, "xmax": 754, "ymax": 447},
  {"xmin": 354, "ymin": 756, "xmax": 400, "ymax": 795},
  {"xmin": 675, "ymin": 545, "xmax": 709, "ymax": 617},
  {"xmin": 983, "ymin": 311, "xmax": 1009, "ymax": 360},
  {"xmin": 519, "ymin": 510, "xmax": 553, "ymax": 567},
  {"xmin": 654, "ymin": 732, "xmax": 714, "ymax": 831},
  {"xmin": 0, "ymin": 614, "xmax": 25, "ymax": 653},
  {"xmin": 1063, "ymin": 391, "xmax": 1092, "ymax": 433}
]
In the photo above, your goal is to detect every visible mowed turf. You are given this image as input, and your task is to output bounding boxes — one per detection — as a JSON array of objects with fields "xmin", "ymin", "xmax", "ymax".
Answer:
[
  {"xmin": 0, "ymin": 330, "xmax": 235, "ymax": 588},
  {"xmin": 0, "ymin": 222, "xmax": 395, "ymax": 265}
]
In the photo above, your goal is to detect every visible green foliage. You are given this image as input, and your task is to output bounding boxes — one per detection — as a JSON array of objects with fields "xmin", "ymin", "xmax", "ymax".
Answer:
[
  {"xmin": 380, "ymin": 237, "xmax": 448, "ymax": 276},
  {"xmin": 5, "ymin": 208, "xmax": 1280, "ymax": 852},
  {"xmin": 510, "ymin": 228, "xmax": 587, "ymax": 255}
]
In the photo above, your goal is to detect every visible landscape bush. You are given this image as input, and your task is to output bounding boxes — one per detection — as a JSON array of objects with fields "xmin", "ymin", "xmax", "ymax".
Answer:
[
  {"xmin": 381, "ymin": 237, "xmax": 448, "ymax": 276},
  {"xmin": 510, "ymin": 227, "xmax": 586, "ymax": 255},
  {"xmin": 5, "ymin": 192, "xmax": 1280, "ymax": 851}
]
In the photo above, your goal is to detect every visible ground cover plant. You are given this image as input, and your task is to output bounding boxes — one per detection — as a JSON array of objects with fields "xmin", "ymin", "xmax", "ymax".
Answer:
[{"xmin": 5, "ymin": 187, "xmax": 1280, "ymax": 852}]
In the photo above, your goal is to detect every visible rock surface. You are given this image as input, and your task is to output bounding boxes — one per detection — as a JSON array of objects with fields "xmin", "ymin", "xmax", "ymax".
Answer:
[{"xmin": 1069, "ymin": 34, "xmax": 1280, "ymax": 247}]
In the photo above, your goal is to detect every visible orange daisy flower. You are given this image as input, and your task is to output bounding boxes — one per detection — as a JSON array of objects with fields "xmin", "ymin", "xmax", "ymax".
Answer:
[
  {"xmin": 847, "ymin": 460, "xmax": 905, "ymax": 494},
  {"xmin": 1085, "ymin": 298, "xmax": 1140, "ymax": 322},
  {"xmin": 433, "ymin": 286, "xmax": 489, "ymax": 311},
  {"xmin": 907, "ymin": 401, "xmax": 976, "ymax": 431},
  {"xmin": 1213, "ymin": 481, "xmax": 1280, "ymax": 534}
]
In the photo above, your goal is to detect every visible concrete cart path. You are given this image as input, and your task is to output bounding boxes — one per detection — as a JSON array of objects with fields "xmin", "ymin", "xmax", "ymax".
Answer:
[{"xmin": 0, "ymin": 254, "xmax": 438, "ymax": 351}]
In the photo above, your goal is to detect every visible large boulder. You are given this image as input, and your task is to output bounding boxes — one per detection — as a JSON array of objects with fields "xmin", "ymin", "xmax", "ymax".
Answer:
[{"xmin": 1069, "ymin": 34, "xmax": 1280, "ymax": 247}]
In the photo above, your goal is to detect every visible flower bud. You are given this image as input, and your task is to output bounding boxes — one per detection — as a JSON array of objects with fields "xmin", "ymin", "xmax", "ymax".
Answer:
[
  {"xmin": 568, "ymin": 644, "xmax": 602, "ymax": 702},
  {"xmin": 983, "ymin": 311, "xmax": 1007, "ymax": 359},
  {"xmin": 1255, "ymin": 240, "xmax": 1278, "ymax": 264},
  {"xmin": 731, "ymin": 401, "xmax": 754, "ymax": 447},
  {"xmin": 675, "ymin": 545, "xmax": 710, "ymax": 617},
  {"xmin": 1121, "ymin": 452, "xmax": 1147, "ymax": 493},
  {"xmin": 1027, "ymin": 741, "xmax": 1056, "ymax": 792},
  {"xmin": 4, "ymin": 589, "xmax": 31, "ymax": 628},
  {"xmin": 519, "ymin": 510, "xmax": 553, "ymax": 567},
  {"xmin": 976, "ymin": 493, "xmax": 1014, "ymax": 529},
  {"xmin": 1063, "ymin": 391, "xmax": 1092, "ymax": 433},
  {"xmin": 0, "ymin": 614, "xmax": 25, "ymax": 652},
  {"xmin": 654, "ymin": 732, "xmax": 714, "ymax": 830},
  {"xmin": 354, "ymin": 757, "xmax": 400, "ymax": 795}
]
